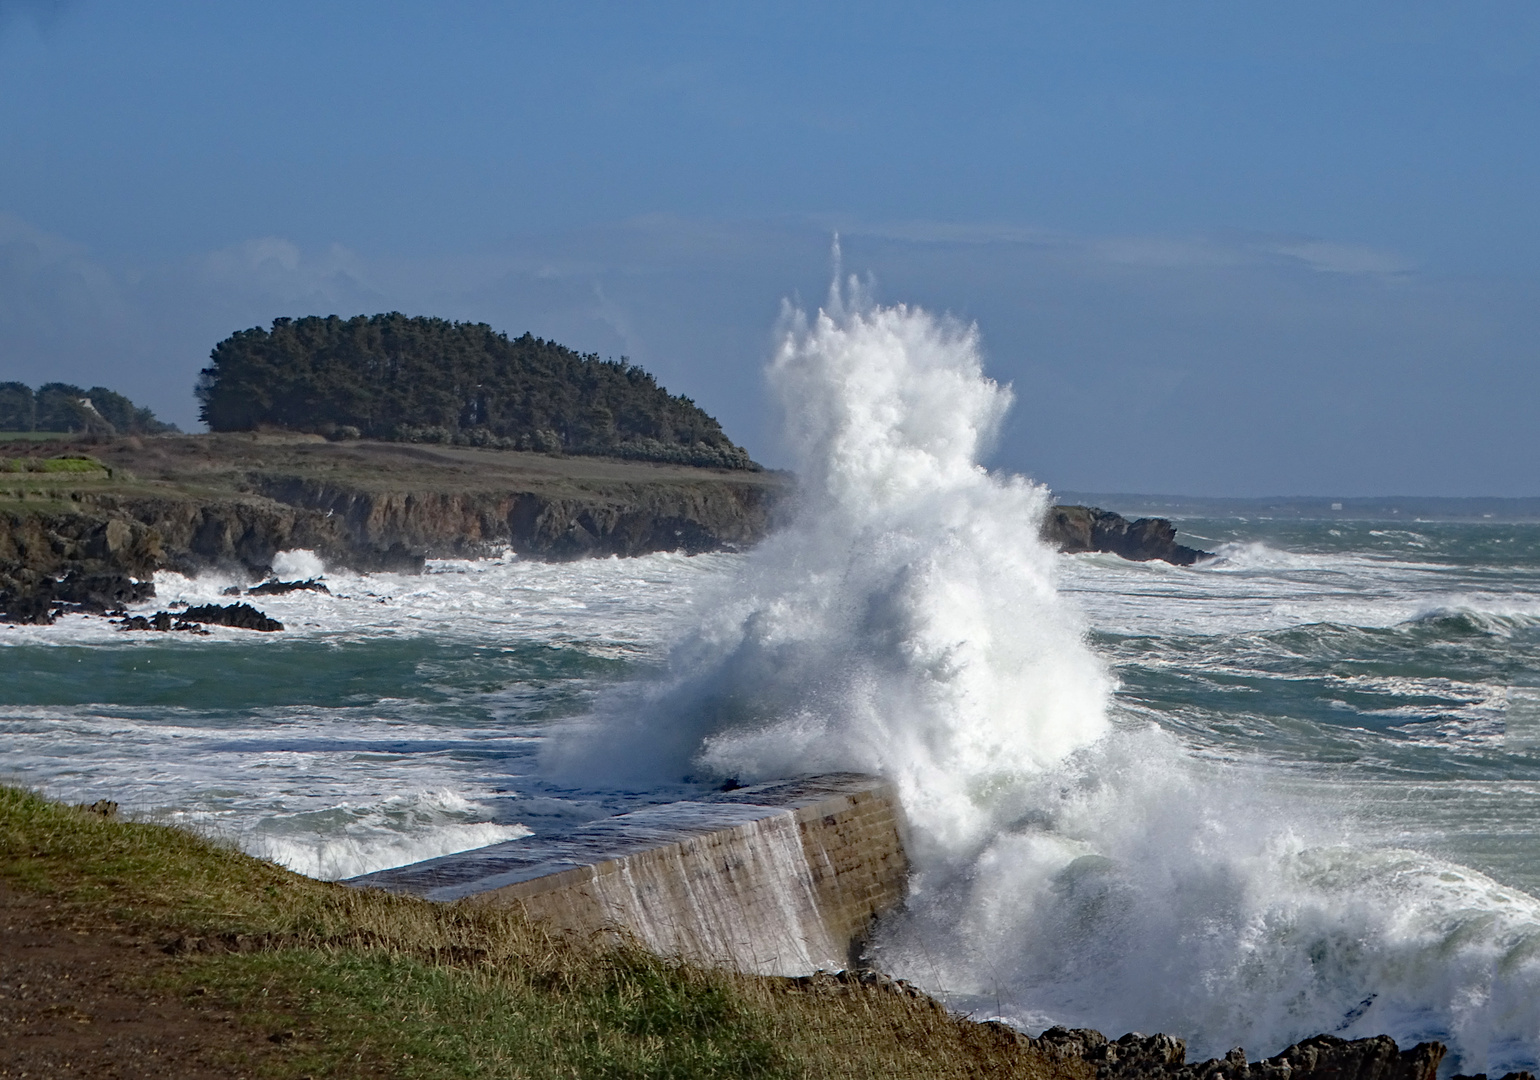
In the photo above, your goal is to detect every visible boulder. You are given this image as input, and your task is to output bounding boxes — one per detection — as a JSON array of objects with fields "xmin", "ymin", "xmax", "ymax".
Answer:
[
  {"xmin": 245, "ymin": 578, "xmax": 330, "ymax": 596},
  {"xmin": 180, "ymin": 602, "xmax": 283, "ymax": 632},
  {"xmin": 1034, "ymin": 1027, "xmax": 1444, "ymax": 1080},
  {"xmin": 1042, "ymin": 505, "xmax": 1213, "ymax": 566}
]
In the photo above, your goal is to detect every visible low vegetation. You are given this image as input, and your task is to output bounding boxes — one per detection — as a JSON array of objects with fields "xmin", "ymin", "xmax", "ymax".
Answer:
[
  {"xmin": 198, "ymin": 314, "xmax": 756, "ymax": 470},
  {"xmin": 1, "ymin": 454, "xmax": 110, "ymax": 474},
  {"xmin": 0, "ymin": 786, "xmax": 1085, "ymax": 1080}
]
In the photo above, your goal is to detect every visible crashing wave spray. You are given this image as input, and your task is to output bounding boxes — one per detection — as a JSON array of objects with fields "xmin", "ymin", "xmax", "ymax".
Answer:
[
  {"xmin": 553, "ymin": 267, "xmax": 1540, "ymax": 1072},
  {"xmin": 553, "ymin": 262, "xmax": 1112, "ymax": 860}
]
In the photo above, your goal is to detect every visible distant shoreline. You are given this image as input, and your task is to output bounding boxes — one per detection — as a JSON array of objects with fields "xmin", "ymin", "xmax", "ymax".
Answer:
[{"xmin": 1055, "ymin": 491, "xmax": 1540, "ymax": 523}]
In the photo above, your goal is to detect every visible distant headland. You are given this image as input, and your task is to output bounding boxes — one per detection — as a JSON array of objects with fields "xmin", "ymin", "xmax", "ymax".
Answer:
[{"xmin": 198, "ymin": 313, "xmax": 757, "ymax": 471}]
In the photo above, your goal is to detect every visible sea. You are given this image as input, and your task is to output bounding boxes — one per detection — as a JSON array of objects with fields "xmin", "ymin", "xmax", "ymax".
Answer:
[{"xmin": 4, "ymin": 291, "xmax": 1539, "ymax": 1073}]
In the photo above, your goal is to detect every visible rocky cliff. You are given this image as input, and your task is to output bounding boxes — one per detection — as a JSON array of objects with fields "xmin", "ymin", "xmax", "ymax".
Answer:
[
  {"xmin": 1, "ymin": 435, "xmax": 1216, "ymax": 624},
  {"xmin": 0, "ymin": 434, "xmax": 788, "ymax": 622}
]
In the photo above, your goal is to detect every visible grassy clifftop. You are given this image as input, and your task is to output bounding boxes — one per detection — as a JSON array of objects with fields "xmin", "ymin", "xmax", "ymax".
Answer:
[{"xmin": 0, "ymin": 786, "xmax": 1084, "ymax": 1080}]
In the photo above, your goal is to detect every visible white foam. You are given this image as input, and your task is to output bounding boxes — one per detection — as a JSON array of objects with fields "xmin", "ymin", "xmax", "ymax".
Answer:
[
  {"xmin": 553, "ymin": 276, "xmax": 1111, "ymax": 857},
  {"xmin": 552, "ymin": 278, "xmax": 1540, "ymax": 1071},
  {"xmin": 270, "ymin": 548, "xmax": 327, "ymax": 580},
  {"xmin": 0, "ymin": 550, "xmax": 727, "ymax": 648},
  {"xmin": 169, "ymin": 789, "xmax": 533, "ymax": 880}
]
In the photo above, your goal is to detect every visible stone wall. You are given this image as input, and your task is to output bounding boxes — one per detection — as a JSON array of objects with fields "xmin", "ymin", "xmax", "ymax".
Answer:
[{"xmin": 345, "ymin": 774, "xmax": 908, "ymax": 975}]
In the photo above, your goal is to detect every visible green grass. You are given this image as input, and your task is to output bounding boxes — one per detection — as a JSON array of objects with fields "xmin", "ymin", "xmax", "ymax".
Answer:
[
  {"xmin": 1, "ymin": 454, "xmax": 110, "ymax": 474},
  {"xmin": 0, "ymin": 430, "xmax": 74, "ymax": 442},
  {"xmin": 0, "ymin": 786, "xmax": 1085, "ymax": 1080}
]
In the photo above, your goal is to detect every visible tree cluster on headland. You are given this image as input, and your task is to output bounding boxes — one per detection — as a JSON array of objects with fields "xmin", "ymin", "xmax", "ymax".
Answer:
[
  {"xmin": 196, "ymin": 313, "xmax": 757, "ymax": 470},
  {"xmin": 0, "ymin": 381, "xmax": 178, "ymax": 436}
]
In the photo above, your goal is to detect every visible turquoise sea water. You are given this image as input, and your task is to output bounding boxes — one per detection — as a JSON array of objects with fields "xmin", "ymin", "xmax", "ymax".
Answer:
[
  {"xmin": 1068, "ymin": 519, "xmax": 1540, "ymax": 896},
  {"xmin": 4, "ymin": 519, "xmax": 1540, "ymax": 1067}
]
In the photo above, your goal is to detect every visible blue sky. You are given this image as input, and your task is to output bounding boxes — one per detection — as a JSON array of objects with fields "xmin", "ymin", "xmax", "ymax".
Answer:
[{"xmin": 1, "ymin": 1, "xmax": 1536, "ymax": 495}]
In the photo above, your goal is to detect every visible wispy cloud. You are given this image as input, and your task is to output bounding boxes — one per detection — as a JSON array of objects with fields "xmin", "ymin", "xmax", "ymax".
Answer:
[
  {"xmin": 1266, "ymin": 240, "xmax": 1416, "ymax": 276},
  {"xmin": 835, "ymin": 218, "xmax": 1415, "ymax": 277}
]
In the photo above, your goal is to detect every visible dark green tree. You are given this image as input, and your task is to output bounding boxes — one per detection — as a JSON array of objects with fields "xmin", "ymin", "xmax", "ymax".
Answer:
[
  {"xmin": 197, "ymin": 314, "xmax": 756, "ymax": 469},
  {"xmin": 7, "ymin": 382, "xmax": 176, "ymax": 435},
  {"xmin": 0, "ymin": 382, "xmax": 34, "ymax": 431},
  {"xmin": 85, "ymin": 386, "xmax": 178, "ymax": 434},
  {"xmin": 34, "ymin": 384, "xmax": 103, "ymax": 433}
]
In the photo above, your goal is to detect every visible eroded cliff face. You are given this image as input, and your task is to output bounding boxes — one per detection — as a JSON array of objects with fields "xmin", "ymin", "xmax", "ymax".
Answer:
[
  {"xmin": 0, "ymin": 435, "xmax": 791, "ymax": 621},
  {"xmin": 253, "ymin": 475, "xmax": 779, "ymax": 562},
  {"xmin": 1, "ymin": 437, "xmax": 1214, "ymax": 625}
]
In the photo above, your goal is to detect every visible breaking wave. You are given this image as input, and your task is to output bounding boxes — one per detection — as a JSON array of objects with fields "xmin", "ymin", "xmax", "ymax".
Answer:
[{"xmin": 557, "ymin": 268, "xmax": 1540, "ymax": 1072}]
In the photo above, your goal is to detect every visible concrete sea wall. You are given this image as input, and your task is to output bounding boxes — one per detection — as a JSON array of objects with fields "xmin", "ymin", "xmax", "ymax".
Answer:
[{"xmin": 345, "ymin": 774, "xmax": 908, "ymax": 975}]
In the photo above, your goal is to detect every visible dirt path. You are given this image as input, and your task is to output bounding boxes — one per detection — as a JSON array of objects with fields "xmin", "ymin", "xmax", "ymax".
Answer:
[{"xmin": 0, "ymin": 881, "xmax": 277, "ymax": 1079}]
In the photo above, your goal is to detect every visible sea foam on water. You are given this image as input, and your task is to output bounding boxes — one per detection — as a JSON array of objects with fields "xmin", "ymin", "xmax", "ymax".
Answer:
[{"xmin": 559, "ymin": 270, "xmax": 1540, "ymax": 1072}]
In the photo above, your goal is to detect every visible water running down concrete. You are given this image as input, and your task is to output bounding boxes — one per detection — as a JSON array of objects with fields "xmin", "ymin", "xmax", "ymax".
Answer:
[{"xmin": 345, "ymin": 774, "xmax": 908, "ymax": 976}]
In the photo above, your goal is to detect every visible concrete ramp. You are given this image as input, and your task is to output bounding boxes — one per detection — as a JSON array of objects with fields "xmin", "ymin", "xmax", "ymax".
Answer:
[{"xmin": 344, "ymin": 774, "xmax": 908, "ymax": 975}]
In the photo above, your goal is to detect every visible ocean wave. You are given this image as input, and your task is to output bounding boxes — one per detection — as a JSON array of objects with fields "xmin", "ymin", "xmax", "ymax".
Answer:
[
  {"xmin": 557, "ymin": 281, "xmax": 1540, "ymax": 1071},
  {"xmin": 0, "ymin": 548, "xmax": 726, "ymax": 649},
  {"xmin": 1399, "ymin": 605, "xmax": 1540, "ymax": 638},
  {"xmin": 213, "ymin": 789, "xmax": 532, "ymax": 880}
]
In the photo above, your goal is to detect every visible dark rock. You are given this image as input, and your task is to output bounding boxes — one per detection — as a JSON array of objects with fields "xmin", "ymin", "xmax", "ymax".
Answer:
[
  {"xmin": 1035, "ymin": 1027, "xmax": 1187, "ymax": 1076},
  {"xmin": 117, "ymin": 610, "xmax": 209, "ymax": 634},
  {"xmin": 245, "ymin": 577, "xmax": 330, "ymax": 596},
  {"xmin": 1042, "ymin": 505, "xmax": 1214, "ymax": 566},
  {"xmin": 74, "ymin": 800, "xmax": 119, "ymax": 818},
  {"xmin": 1252, "ymin": 1033, "xmax": 1445, "ymax": 1080},
  {"xmin": 54, "ymin": 570, "xmax": 155, "ymax": 611},
  {"xmin": 783, "ymin": 970, "xmax": 1450, "ymax": 1080},
  {"xmin": 0, "ymin": 569, "xmax": 154, "ymax": 623},
  {"xmin": 1052, "ymin": 1028, "xmax": 1446, "ymax": 1080},
  {"xmin": 0, "ymin": 584, "xmax": 57, "ymax": 624},
  {"xmin": 180, "ymin": 602, "xmax": 283, "ymax": 632}
]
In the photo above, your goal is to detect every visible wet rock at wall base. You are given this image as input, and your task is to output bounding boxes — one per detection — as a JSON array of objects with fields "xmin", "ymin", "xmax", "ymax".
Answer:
[
  {"xmin": 0, "ymin": 584, "xmax": 58, "ymax": 624},
  {"xmin": 1035, "ymin": 1028, "xmax": 1448, "ymax": 1080}
]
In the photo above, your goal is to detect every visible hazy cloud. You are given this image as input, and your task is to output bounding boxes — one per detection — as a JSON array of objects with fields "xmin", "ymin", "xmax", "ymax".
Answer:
[{"xmin": 1267, "ymin": 240, "xmax": 1417, "ymax": 276}]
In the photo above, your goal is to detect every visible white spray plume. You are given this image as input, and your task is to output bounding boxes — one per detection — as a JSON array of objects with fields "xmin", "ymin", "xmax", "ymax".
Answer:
[
  {"xmin": 548, "ymin": 268, "xmax": 1540, "ymax": 1073},
  {"xmin": 551, "ymin": 270, "xmax": 1112, "ymax": 859}
]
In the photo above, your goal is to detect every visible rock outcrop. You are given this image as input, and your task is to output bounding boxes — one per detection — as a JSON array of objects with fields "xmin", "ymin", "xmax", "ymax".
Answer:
[
  {"xmin": 243, "ymin": 578, "xmax": 329, "ymax": 596},
  {"xmin": 0, "ymin": 435, "xmax": 790, "ymax": 622},
  {"xmin": 1043, "ymin": 504, "xmax": 1214, "ymax": 566},
  {"xmin": 251, "ymin": 475, "xmax": 778, "ymax": 562},
  {"xmin": 788, "ymin": 975, "xmax": 1460, "ymax": 1080},
  {"xmin": 1028, "ymin": 1027, "xmax": 1450, "ymax": 1080}
]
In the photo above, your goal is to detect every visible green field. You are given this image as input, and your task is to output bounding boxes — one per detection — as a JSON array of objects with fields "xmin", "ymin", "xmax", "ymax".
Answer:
[{"xmin": 0, "ymin": 430, "xmax": 75, "ymax": 442}]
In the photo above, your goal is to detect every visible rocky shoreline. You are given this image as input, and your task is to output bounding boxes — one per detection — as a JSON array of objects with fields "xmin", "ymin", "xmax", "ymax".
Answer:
[
  {"xmin": 796, "ymin": 969, "xmax": 1529, "ymax": 1080},
  {"xmin": 0, "ymin": 434, "xmax": 787, "ymax": 623},
  {"xmin": 1, "ymin": 434, "xmax": 1209, "ymax": 625}
]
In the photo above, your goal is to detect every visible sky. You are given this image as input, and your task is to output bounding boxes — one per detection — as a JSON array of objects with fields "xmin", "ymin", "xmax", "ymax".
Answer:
[{"xmin": 1, "ymin": 1, "xmax": 1536, "ymax": 496}]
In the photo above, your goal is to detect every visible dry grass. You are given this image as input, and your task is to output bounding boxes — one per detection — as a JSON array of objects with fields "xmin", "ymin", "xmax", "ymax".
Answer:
[{"xmin": 1, "ymin": 785, "xmax": 1085, "ymax": 1080}]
